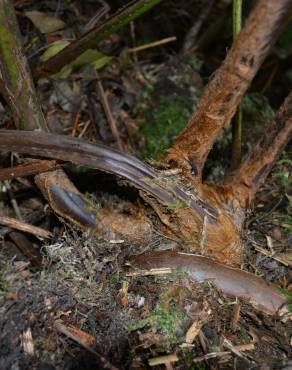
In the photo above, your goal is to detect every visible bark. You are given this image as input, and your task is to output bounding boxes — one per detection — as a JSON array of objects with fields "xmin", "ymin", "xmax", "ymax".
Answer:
[
  {"xmin": 221, "ymin": 91, "xmax": 292, "ymax": 206},
  {"xmin": 167, "ymin": 0, "xmax": 292, "ymax": 180},
  {"xmin": 33, "ymin": 0, "xmax": 161, "ymax": 80}
]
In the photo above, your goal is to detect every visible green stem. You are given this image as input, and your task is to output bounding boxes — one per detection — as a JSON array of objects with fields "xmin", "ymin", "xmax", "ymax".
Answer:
[
  {"xmin": 232, "ymin": 0, "xmax": 242, "ymax": 40},
  {"xmin": 33, "ymin": 0, "xmax": 161, "ymax": 80},
  {"xmin": 231, "ymin": 0, "xmax": 242, "ymax": 170},
  {"xmin": 0, "ymin": 0, "xmax": 48, "ymax": 131}
]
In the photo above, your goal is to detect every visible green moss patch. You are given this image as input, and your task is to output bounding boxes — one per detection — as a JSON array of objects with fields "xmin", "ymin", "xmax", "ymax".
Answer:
[{"xmin": 141, "ymin": 97, "xmax": 189, "ymax": 159}]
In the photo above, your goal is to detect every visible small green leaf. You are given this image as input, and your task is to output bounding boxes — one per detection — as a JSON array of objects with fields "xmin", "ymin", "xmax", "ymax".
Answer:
[
  {"xmin": 71, "ymin": 49, "xmax": 105, "ymax": 69},
  {"xmin": 51, "ymin": 49, "xmax": 113, "ymax": 79},
  {"xmin": 25, "ymin": 11, "xmax": 66, "ymax": 34},
  {"xmin": 92, "ymin": 55, "xmax": 113, "ymax": 70},
  {"xmin": 40, "ymin": 40, "xmax": 70, "ymax": 62},
  {"xmin": 277, "ymin": 286, "xmax": 292, "ymax": 301}
]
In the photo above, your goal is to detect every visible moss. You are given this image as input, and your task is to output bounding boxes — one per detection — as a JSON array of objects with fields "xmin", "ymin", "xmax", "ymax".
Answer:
[
  {"xmin": 241, "ymin": 93, "xmax": 275, "ymax": 144},
  {"xmin": 0, "ymin": 6, "xmax": 19, "ymax": 88},
  {"xmin": 126, "ymin": 295, "xmax": 186, "ymax": 348},
  {"xmin": 125, "ymin": 318, "xmax": 149, "ymax": 332},
  {"xmin": 141, "ymin": 97, "xmax": 189, "ymax": 159},
  {"xmin": 152, "ymin": 299, "xmax": 185, "ymax": 344},
  {"xmin": 0, "ymin": 263, "xmax": 10, "ymax": 293},
  {"xmin": 0, "ymin": 278, "xmax": 9, "ymax": 292},
  {"xmin": 164, "ymin": 199, "xmax": 188, "ymax": 210}
]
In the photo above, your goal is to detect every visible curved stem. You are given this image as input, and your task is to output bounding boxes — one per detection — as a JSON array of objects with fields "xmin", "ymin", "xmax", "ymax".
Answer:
[
  {"xmin": 0, "ymin": 130, "xmax": 218, "ymax": 222},
  {"xmin": 131, "ymin": 251, "xmax": 289, "ymax": 316}
]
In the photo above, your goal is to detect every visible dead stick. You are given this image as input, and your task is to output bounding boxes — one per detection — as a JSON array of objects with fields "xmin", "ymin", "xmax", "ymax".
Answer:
[
  {"xmin": 0, "ymin": 160, "xmax": 62, "ymax": 181},
  {"xmin": 96, "ymin": 74, "xmax": 123, "ymax": 151},
  {"xmin": 193, "ymin": 351, "xmax": 231, "ymax": 363},
  {"xmin": 148, "ymin": 354, "xmax": 178, "ymax": 367},
  {"xmin": 0, "ymin": 216, "xmax": 52, "ymax": 239},
  {"xmin": 128, "ymin": 36, "xmax": 177, "ymax": 53},
  {"xmin": 181, "ymin": 0, "xmax": 214, "ymax": 54},
  {"xmin": 4, "ymin": 180, "xmax": 23, "ymax": 221},
  {"xmin": 55, "ymin": 321, "xmax": 119, "ymax": 370}
]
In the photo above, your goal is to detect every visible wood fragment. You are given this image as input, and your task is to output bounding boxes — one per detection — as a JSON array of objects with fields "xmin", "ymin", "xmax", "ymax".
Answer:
[
  {"xmin": 231, "ymin": 302, "xmax": 241, "ymax": 331},
  {"xmin": 223, "ymin": 338, "xmax": 250, "ymax": 361},
  {"xmin": 128, "ymin": 36, "xmax": 177, "ymax": 53},
  {"xmin": 55, "ymin": 321, "xmax": 118, "ymax": 370},
  {"xmin": 185, "ymin": 302, "xmax": 212, "ymax": 344},
  {"xmin": 193, "ymin": 351, "xmax": 231, "ymax": 363},
  {"xmin": 55, "ymin": 321, "xmax": 95, "ymax": 347},
  {"xmin": 185, "ymin": 322, "xmax": 202, "ymax": 344},
  {"xmin": 126, "ymin": 267, "xmax": 172, "ymax": 277},
  {"xmin": 253, "ymin": 245, "xmax": 289, "ymax": 267},
  {"xmin": 4, "ymin": 180, "xmax": 23, "ymax": 221},
  {"xmin": 193, "ymin": 342, "xmax": 255, "ymax": 363},
  {"xmin": 234, "ymin": 343, "xmax": 255, "ymax": 351},
  {"xmin": 0, "ymin": 160, "xmax": 62, "ymax": 181},
  {"xmin": 96, "ymin": 73, "xmax": 123, "ymax": 151},
  {"xmin": 20, "ymin": 327, "xmax": 34, "ymax": 356},
  {"xmin": 0, "ymin": 216, "xmax": 52, "ymax": 239},
  {"xmin": 119, "ymin": 280, "xmax": 129, "ymax": 308},
  {"xmin": 71, "ymin": 111, "xmax": 80, "ymax": 137},
  {"xmin": 148, "ymin": 353, "xmax": 178, "ymax": 367}
]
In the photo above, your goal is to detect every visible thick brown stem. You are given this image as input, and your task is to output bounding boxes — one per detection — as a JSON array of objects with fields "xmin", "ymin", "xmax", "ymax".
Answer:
[
  {"xmin": 168, "ymin": 0, "xmax": 292, "ymax": 179},
  {"xmin": 221, "ymin": 91, "xmax": 292, "ymax": 206},
  {"xmin": 0, "ymin": 0, "xmax": 48, "ymax": 131}
]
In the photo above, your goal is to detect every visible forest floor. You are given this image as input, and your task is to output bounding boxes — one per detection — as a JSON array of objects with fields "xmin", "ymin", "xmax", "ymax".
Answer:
[{"xmin": 0, "ymin": 1, "xmax": 292, "ymax": 369}]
